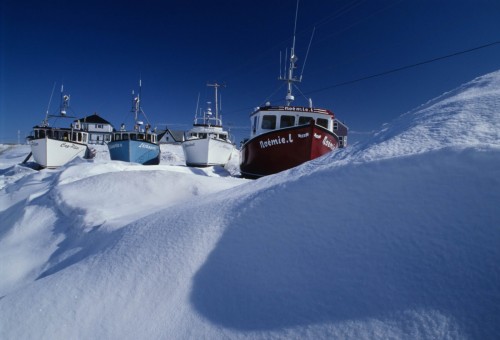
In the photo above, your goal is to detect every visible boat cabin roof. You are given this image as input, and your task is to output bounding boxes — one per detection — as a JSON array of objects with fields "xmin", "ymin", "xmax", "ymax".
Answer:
[{"xmin": 251, "ymin": 105, "xmax": 334, "ymax": 117}]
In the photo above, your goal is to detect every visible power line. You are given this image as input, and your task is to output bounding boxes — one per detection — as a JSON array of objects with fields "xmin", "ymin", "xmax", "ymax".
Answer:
[
  {"xmin": 304, "ymin": 40, "xmax": 500, "ymax": 96},
  {"xmin": 228, "ymin": 39, "xmax": 500, "ymax": 115}
]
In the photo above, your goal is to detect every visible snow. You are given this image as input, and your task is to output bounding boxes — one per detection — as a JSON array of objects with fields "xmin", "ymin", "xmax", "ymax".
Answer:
[{"xmin": 1, "ymin": 70, "xmax": 500, "ymax": 339}]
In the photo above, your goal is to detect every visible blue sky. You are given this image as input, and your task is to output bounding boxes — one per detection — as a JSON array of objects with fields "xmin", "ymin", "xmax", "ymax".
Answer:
[{"xmin": 1, "ymin": 0, "xmax": 500, "ymax": 144}]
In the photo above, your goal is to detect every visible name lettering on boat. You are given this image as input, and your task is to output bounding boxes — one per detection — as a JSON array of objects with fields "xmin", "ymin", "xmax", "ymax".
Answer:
[
  {"xmin": 259, "ymin": 134, "xmax": 293, "ymax": 149},
  {"xmin": 314, "ymin": 133, "xmax": 321, "ymax": 139},
  {"xmin": 322, "ymin": 136, "xmax": 335, "ymax": 150},
  {"xmin": 298, "ymin": 132, "xmax": 309, "ymax": 138},
  {"xmin": 283, "ymin": 106, "xmax": 314, "ymax": 112},
  {"xmin": 139, "ymin": 143, "xmax": 157, "ymax": 150},
  {"xmin": 60, "ymin": 142, "xmax": 80, "ymax": 150}
]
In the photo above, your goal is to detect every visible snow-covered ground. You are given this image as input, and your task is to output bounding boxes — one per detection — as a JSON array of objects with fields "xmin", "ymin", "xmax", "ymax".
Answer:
[{"xmin": 1, "ymin": 71, "xmax": 500, "ymax": 339}]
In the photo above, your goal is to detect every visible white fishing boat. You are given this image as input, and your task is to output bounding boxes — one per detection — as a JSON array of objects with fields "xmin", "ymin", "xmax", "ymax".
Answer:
[
  {"xmin": 27, "ymin": 85, "xmax": 94, "ymax": 168},
  {"xmin": 182, "ymin": 83, "xmax": 235, "ymax": 167}
]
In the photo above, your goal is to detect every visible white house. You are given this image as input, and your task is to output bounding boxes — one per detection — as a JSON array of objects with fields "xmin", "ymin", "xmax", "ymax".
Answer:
[
  {"xmin": 159, "ymin": 129, "xmax": 184, "ymax": 144},
  {"xmin": 74, "ymin": 113, "xmax": 114, "ymax": 144}
]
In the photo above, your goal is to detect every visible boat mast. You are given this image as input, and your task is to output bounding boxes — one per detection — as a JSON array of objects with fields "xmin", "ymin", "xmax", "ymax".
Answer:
[
  {"xmin": 282, "ymin": 0, "xmax": 301, "ymax": 106},
  {"xmin": 131, "ymin": 79, "xmax": 141, "ymax": 130},
  {"xmin": 59, "ymin": 84, "xmax": 70, "ymax": 116},
  {"xmin": 207, "ymin": 82, "xmax": 223, "ymax": 121}
]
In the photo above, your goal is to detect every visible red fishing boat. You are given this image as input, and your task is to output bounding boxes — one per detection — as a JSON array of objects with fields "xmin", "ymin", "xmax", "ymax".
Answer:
[{"xmin": 239, "ymin": 4, "xmax": 348, "ymax": 178}]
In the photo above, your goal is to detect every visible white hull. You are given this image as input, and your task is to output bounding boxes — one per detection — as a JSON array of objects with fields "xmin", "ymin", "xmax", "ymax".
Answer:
[
  {"xmin": 29, "ymin": 137, "xmax": 88, "ymax": 168},
  {"xmin": 182, "ymin": 137, "xmax": 234, "ymax": 167}
]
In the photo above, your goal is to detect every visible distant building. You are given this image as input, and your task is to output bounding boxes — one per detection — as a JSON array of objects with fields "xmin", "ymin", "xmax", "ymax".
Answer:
[
  {"xmin": 159, "ymin": 129, "xmax": 184, "ymax": 144},
  {"xmin": 73, "ymin": 113, "xmax": 114, "ymax": 144}
]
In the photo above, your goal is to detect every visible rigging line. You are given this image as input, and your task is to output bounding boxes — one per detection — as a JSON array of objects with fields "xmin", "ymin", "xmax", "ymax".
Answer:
[
  {"xmin": 293, "ymin": 83, "xmax": 309, "ymax": 102},
  {"xmin": 310, "ymin": 0, "xmax": 366, "ymax": 29},
  {"xmin": 214, "ymin": 0, "xmax": 365, "ymax": 82},
  {"xmin": 304, "ymin": 40, "xmax": 500, "ymax": 96},
  {"xmin": 313, "ymin": 0, "xmax": 403, "ymax": 46},
  {"xmin": 300, "ymin": 26, "xmax": 316, "ymax": 80},
  {"xmin": 261, "ymin": 83, "xmax": 286, "ymax": 106}
]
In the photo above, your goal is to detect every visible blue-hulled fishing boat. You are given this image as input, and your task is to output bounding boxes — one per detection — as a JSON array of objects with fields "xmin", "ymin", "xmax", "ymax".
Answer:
[{"xmin": 107, "ymin": 80, "xmax": 160, "ymax": 165}]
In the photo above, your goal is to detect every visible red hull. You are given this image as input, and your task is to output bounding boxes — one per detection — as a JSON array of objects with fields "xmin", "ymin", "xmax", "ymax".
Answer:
[{"xmin": 240, "ymin": 122, "xmax": 339, "ymax": 178}]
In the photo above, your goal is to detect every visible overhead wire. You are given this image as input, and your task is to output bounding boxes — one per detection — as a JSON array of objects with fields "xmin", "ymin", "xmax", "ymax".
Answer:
[
  {"xmin": 304, "ymin": 40, "xmax": 500, "ymax": 96},
  {"xmin": 229, "ymin": 39, "xmax": 500, "ymax": 114}
]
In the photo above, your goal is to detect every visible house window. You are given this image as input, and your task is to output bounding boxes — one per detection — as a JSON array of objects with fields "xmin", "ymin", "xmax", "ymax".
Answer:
[
  {"xmin": 316, "ymin": 118, "xmax": 328, "ymax": 128},
  {"xmin": 334, "ymin": 122, "xmax": 338, "ymax": 130},
  {"xmin": 280, "ymin": 115, "xmax": 295, "ymax": 128},
  {"xmin": 261, "ymin": 115, "xmax": 276, "ymax": 129}
]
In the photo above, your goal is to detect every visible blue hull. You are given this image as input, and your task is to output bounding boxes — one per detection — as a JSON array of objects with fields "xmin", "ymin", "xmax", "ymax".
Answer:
[{"xmin": 108, "ymin": 140, "xmax": 160, "ymax": 165}]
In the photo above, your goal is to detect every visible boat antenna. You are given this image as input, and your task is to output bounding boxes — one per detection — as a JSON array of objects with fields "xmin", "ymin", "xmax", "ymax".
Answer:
[
  {"xmin": 137, "ymin": 78, "xmax": 142, "ymax": 122},
  {"xmin": 279, "ymin": 51, "xmax": 282, "ymax": 79},
  {"xmin": 194, "ymin": 92, "xmax": 200, "ymax": 119},
  {"xmin": 280, "ymin": 0, "xmax": 301, "ymax": 106},
  {"xmin": 44, "ymin": 82, "xmax": 57, "ymax": 125}
]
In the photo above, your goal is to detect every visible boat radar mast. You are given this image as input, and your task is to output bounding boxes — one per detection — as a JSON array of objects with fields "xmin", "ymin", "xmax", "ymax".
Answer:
[
  {"xmin": 206, "ymin": 82, "xmax": 225, "ymax": 120},
  {"xmin": 279, "ymin": 0, "xmax": 301, "ymax": 106}
]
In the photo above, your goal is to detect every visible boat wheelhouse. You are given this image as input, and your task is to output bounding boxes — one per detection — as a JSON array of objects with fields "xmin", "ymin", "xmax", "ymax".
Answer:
[
  {"xmin": 239, "ymin": 2, "xmax": 348, "ymax": 178},
  {"xmin": 27, "ymin": 85, "xmax": 94, "ymax": 168},
  {"xmin": 182, "ymin": 83, "xmax": 235, "ymax": 167}
]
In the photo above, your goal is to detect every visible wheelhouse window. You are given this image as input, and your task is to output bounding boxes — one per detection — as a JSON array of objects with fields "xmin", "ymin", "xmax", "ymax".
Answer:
[
  {"xmin": 262, "ymin": 115, "xmax": 276, "ymax": 129},
  {"xmin": 316, "ymin": 118, "xmax": 328, "ymax": 129},
  {"xmin": 280, "ymin": 115, "xmax": 295, "ymax": 128},
  {"xmin": 298, "ymin": 116, "xmax": 313, "ymax": 125}
]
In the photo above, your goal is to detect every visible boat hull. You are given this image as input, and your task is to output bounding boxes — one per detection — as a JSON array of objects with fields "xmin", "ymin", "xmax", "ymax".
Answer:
[
  {"xmin": 108, "ymin": 140, "xmax": 160, "ymax": 165},
  {"xmin": 240, "ymin": 123, "xmax": 339, "ymax": 178},
  {"xmin": 29, "ymin": 137, "xmax": 89, "ymax": 168},
  {"xmin": 182, "ymin": 137, "xmax": 234, "ymax": 167}
]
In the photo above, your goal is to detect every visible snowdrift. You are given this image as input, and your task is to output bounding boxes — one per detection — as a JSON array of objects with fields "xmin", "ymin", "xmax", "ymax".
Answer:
[{"xmin": 1, "ymin": 71, "xmax": 500, "ymax": 339}]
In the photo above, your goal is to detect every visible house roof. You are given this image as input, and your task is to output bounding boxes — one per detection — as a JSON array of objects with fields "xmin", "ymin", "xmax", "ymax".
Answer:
[
  {"xmin": 76, "ymin": 113, "xmax": 112, "ymax": 125},
  {"xmin": 160, "ymin": 129, "xmax": 184, "ymax": 142}
]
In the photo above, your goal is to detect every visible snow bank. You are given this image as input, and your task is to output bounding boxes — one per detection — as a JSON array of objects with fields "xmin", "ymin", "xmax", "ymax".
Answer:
[{"xmin": 1, "ymin": 71, "xmax": 500, "ymax": 339}]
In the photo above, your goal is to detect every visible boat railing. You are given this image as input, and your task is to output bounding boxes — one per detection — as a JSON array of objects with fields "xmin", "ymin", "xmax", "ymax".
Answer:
[{"xmin": 193, "ymin": 115, "xmax": 223, "ymax": 127}]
